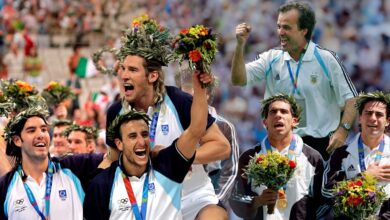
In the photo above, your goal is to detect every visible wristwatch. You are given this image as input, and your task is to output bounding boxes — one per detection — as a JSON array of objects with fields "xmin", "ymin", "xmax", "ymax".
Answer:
[{"xmin": 340, "ymin": 122, "xmax": 351, "ymax": 131}]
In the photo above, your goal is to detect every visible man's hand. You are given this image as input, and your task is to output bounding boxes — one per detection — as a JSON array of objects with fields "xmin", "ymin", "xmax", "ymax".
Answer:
[
  {"xmin": 327, "ymin": 127, "xmax": 348, "ymax": 153},
  {"xmin": 98, "ymin": 147, "xmax": 119, "ymax": 169},
  {"xmin": 235, "ymin": 23, "xmax": 251, "ymax": 45},
  {"xmin": 252, "ymin": 189, "xmax": 278, "ymax": 208},
  {"xmin": 366, "ymin": 162, "xmax": 390, "ymax": 182},
  {"xmin": 196, "ymin": 70, "xmax": 213, "ymax": 86}
]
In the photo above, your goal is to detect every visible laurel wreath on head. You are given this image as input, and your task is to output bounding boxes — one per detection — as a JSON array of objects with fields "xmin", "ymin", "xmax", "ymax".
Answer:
[
  {"xmin": 62, "ymin": 124, "xmax": 99, "ymax": 140},
  {"xmin": 261, "ymin": 93, "xmax": 302, "ymax": 123},
  {"xmin": 3, "ymin": 107, "xmax": 49, "ymax": 146},
  {"xmin": 92, "ymin": 14, "xmax": 174, "ymax": 76},
  {"xmin": 51, "ymin": 119, "xmax": 73, "ymax": 128},
  {"xmin": 107, "ymin": 110, "xmax": 150, "ymax": 141}
]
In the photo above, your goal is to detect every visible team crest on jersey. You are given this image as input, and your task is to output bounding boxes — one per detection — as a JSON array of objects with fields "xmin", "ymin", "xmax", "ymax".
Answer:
[
  {"xmin": 274, "ymin": 74, "xmax": 280, "ymax": 81},
  {"xmin": 14, "ymin": 198, "xmax": 27, "ymax": 213},
  {"xmin": 59, "ymin": 190, "xmax": 67, "ymax": 201},
  {"xmin": 117, "ymin": 198, "xmax": 131, "ymax": 212},
  {"xmin": 148, "ymin": 182, "xmax": 155, "ymax": 193},
  {"xmin": 161, "ymin": 124, "xmax": 169, "ymax": 135},
  {"xmin": 310, "ymin": 73, "xmax": 318, "ymax": 84}
]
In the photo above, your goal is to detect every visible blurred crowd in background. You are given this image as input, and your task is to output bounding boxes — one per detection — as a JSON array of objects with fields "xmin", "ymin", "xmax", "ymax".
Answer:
[{"xmin": 1, "ymin": 0, "xmax": 390, "ymax": 153}]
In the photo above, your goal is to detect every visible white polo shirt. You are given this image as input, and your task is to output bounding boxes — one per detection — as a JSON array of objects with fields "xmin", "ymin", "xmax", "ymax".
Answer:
[
  {"xmin": 246, "ymin": 41, "xmax": 357, "ymax": 138},
  {"xmin": 4, "ymin": 166, "xmax": 84, "ymax": 220}
]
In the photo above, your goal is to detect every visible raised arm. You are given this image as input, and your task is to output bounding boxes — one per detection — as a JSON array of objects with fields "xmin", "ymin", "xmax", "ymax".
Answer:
[
  {"xmin": 176, "ymin": 72, "xmax": 209, "ymax": 159},
  {"xmin": 231, "ymin": 23, "xmax": 251, "ymax": 86}
]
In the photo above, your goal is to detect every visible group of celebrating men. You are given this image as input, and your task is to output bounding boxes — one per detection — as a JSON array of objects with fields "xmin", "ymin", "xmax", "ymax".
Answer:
[{"xmin": 1, "ymin": 1, "xmax": 390, "ymax": 220}]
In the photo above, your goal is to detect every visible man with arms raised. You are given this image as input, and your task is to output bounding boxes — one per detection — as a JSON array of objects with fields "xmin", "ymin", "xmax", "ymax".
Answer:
[
  {"xmin": 231, "ymin": 1, "xmax": 357, "ymax": 159},
  {"xmin": 84, "ymin": 72, "xmax": 222, "ymax": 219},
  {"xmin": 105, "ymin": 16, "xmax": 230, "ymax": 219}
]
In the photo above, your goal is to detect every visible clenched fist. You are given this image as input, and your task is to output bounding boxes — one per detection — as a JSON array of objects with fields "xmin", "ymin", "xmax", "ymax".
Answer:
[{"xmin": 236, "ymin": 23, "xmax": 251, "ymax": 44}]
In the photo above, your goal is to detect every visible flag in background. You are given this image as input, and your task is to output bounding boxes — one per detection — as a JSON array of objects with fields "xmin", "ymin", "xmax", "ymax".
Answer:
[
  {"xmin": 92, "ymin": 91, "xmax": 109, "ymax": 111},
  {"xmin": 75, "ymin": 57, "xmax": 97, "ymax": 78}
]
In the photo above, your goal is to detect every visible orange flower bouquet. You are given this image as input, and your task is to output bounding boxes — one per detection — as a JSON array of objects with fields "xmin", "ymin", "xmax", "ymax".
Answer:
[
  {"xmin": 173, "ymin": 25, "xmax": 218, "ymax": 87},
  {"xmin": 1, "ymin": 79, "xmax": 39, "ymax": 113},
  {"xmin": 41, "ymin": 81, "xmax": 74, "ymax": 106},
  {"xmin": 245, "ymin": 151, "xmax": 297, "ymax": 214},
  {"xmin": 333, "ymin": 173, "xmax": 386, "ymax": 219}
]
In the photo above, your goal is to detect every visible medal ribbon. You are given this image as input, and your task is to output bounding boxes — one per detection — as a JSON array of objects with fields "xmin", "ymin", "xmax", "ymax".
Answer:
[
  {"xmin": 122, "ymin": 172, "xmax": 150, "ymax": 220},
  {"xmin": 358, "ymin": 134, "xmax": 384, "ymax": 172},
  {"xmin": 264, "ymin": 136, "xmax": 296, "ymax": 201},
  {"xmin": 264, "ymin": 136, "xmax": 296, "ymax": 160},
  {"xmin": 286, "ymin": 45, "xmax": 307, "ymax": 95},
  {"xmin": 19, "ymin": 160, "xmax": 54, "ymax": 220},
  {"xmin": 149, "ymin": 103, "xmax": 161, "ymax": 149},
  {"xmin": 286, "ymin": 58, "xmax": 303, "ymax": 95}
]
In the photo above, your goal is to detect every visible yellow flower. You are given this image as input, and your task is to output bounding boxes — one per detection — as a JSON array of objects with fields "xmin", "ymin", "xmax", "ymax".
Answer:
[
  {"xmin": 189, "ymin": 27, "xmax": 199, "ymax": 38},
  {"xmin": 132, "ymin": 14, "xmax": 150, "ymax": 28}
]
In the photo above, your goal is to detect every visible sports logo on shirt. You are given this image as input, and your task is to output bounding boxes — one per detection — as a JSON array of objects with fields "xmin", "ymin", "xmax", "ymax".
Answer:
[
  {"xmin": 347, "ymin": 164, "xmax": 356, "ymax": 172},
  {"xmin": 14, "ymin": 198, "xmax": 27, "ymax": 213},
  {"xmin": 15, "ymin": 199, "xmax": 24, "ymax": 205},
  {"xmin": 148, "ymin": 182, "xmax": 155, "ymax": 193},
  {"xmin": 118, "ymin": 198, "xmax": 130, "ymax": 212},
  {"xmin": 59, "ymin": 190, "xmax": 67, "ymax": 201},
  {"xmin": 275, "ymin": 74, "xmax": 280, "ymax": 81},
  {"xmin": 161, "ymin": 124, "xmax": 169, "ymax": 135},
  {"xmin": 310, "ymin": 73, "xmax": 318, "ymax": 84}
]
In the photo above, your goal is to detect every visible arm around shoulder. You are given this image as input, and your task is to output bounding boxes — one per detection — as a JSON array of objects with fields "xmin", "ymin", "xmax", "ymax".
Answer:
[{"xmin": 193, "ymin": 122, "xmax": 230, "ymax": 164}]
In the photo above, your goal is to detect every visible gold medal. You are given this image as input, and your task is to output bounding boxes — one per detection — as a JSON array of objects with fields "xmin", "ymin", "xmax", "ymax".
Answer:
[
  {"xmin": 276, "ymin": 189, "xmax": 288, "ymax": 209},
  {"xmin": 276, "ymin": 198, "xmax": 288, "ymax": 209}
]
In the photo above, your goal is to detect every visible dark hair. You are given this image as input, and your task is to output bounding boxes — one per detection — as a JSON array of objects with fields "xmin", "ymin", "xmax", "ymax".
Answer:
[
  {"xmin": 356, "ymin": 91, "xmax": 390, "ymax": 117},
  {"xmin": 279, "ymin": 1, "xmax": 316, "ymax": 41},
  {"xmin": 108, "ymin": 110, "xmax": 150, "ymax": 141},
  {"xmin": 261, "ymin": 94, "xmax": 302, "ymax": 123},
  {"xmin": 5, "ymin": 112, "xmax": 48, "ymax": 162}
]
